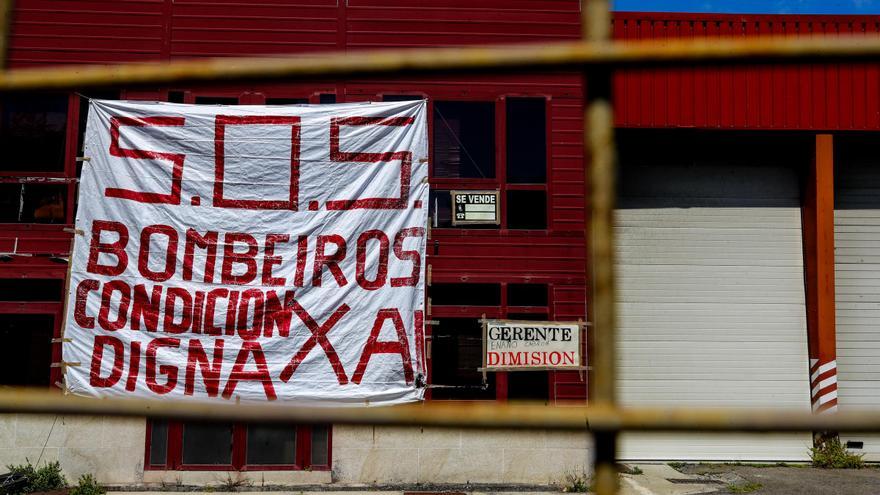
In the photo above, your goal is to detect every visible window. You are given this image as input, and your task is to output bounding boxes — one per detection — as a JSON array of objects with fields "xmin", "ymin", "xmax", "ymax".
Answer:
[
  {"xmin": 0, "ymin": 95, "xmax": 68, "ymax": 173},
  {"xmin": 427, "ymin": 97, "xmax": 549, "ymax": 230},
  {"xmin": 428, "ymin": 283, "xmax": 551, "ymax": 401},
  {"xmin": 0, "ymin": 314, "xmax": 55, "ymax": 387},
  {"xmin": 266, "ymin": 97, "xmax": 308, "ymax": 105},
  {"xmin": 0, "ymin": 279, "xmax": 64, "ymax": 302},
  {"xmin": 146, "ymin": 421, "xmax": 330, "ymax": 470},
  {"xmin": 433, "ymin": 101, "xmax": 495, "ymax": 179},
  {"xmin": 506, "ymin": 98, "xmax": 547, "ymax": 183},
  {"xmin": 506, "ymin": 190, "xmax": 547, "ymax": 229}
]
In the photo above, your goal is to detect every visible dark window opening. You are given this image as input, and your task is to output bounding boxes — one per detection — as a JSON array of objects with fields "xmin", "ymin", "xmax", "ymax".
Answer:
[
  {"xmin": 0, "ymin": 314, "xmax": 54, "ymax": 387},
  {"xmin": 432, "ymin": 101, "xmax": 495, "ymax": 179},
  {"xmin": 318, "ymin": 94, "xmax": 337, "ymax": 104},
  {"xmin": 246, "ymin": 424, "xmax": 297, "ymax": 465},
  {"xmin": 168, "ymin": 91, "xmax": 186, "ymax": 103},
  {"xmin": 310, "ymin": 425, "xmax": 330, "ymax": 466},
  {"xmin": 0, "ymin": 278, "xmax": 63, "ymax": 302},
  {"xmin": 431, "ymin": 318, "xmax": 495, "ymax": 400},
  {"xmin": 507, "ymin": 371, "xmax": 550, "ymax": 401},
  {"xmin": 429, "ymin": 189, "xmax": 452, "ymax": 228},
  {"xmin": 506, "ymin": 98, "xmax": 547, "ymax": 184},
  {"xmin": 194, "ymin": 96, "xmax": 239, "ymax": 105},
  {"xmin": 147, "ymin": 422, "xmax": 330, "ymax": 470},
  {"xmin": 266, "ymin": 98, "xmax": 308, "ymax": 105},
  {"xmin": 182, "ymin": 422, "xmax": 234, "ymax": 465},
  {"xmin": 0, "ymin": 184, "xmax": 67, "ymax": 224},
  {"xmin": 0, "ymin": 94, "xmax": 68, "ymax": 173},
  {"xmin": 149, "ymin": 420, "xmax": 169, "ymax": 466},
  {"xmin": 507, "ymin": 190, "xmax": 547, "ymax": 229},
  {"xmin": 431, "ymin": 283, "xmax": 501, "ymax": 306},
  {"xmin": 383, "ymin": 95, "xmax": 423, "ymax": 102},
  {"xmin": 508, "ymin": 284, "xmax": 548, "ymax": 307}
]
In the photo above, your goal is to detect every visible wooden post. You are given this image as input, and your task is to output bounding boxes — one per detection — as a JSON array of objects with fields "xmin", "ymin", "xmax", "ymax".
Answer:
[{"xmin": 803, "ymin": 134, "xmax": 838, "ymax": 416}]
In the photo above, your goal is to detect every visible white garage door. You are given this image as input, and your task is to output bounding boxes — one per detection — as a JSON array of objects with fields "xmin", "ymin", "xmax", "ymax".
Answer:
[
  {"xmin": 616, "ymin": 160, "xmax": 811, "ymax": 461},
  {"xmin": 834, "ymin": 159, "xmax": 880, "ymax": 461}
]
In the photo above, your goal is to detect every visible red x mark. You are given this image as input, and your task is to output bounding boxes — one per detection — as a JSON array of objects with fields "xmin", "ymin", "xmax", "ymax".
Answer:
[{"xmin": 280, "ymin": 301, "xmax": 351, "ymax": 384}]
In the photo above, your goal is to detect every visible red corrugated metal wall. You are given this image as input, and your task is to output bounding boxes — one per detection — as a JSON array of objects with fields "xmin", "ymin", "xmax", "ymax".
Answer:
[{"xmin": 613, "ymin": 12, "xmax": 880, "ymax": 129}]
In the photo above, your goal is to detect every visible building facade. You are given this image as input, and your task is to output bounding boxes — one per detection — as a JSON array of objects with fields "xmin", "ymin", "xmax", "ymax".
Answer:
[{"xmin": 1, "ymin": 1, "xmax": 879, "ymax": 487}]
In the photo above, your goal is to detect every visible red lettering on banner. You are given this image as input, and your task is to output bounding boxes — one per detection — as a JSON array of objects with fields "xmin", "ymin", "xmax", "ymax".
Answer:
[
  {"xmin": 86, "ymin": 220, "xmax": 129, "ymax": 276},
  {"xmin": 125, "ymin": 341, "xmax": 141, "ymax": 391},
  {"xmin": 107, "ymin": 116, "xmax": 186, "ymax": 204},
  {"xmin": 221, "ymin": 233, "xmax": 258, "ymax": 285},
  {"xmin": 294, "ymin": 235, "xmax": 308, "ymax": 287},
  {"xmin": 164, "ymin": 287, "xmax": 192, "ymax": 334},
  {"xmin": 237, "ymin": 289, "xmax": 264, "ymax": 340},
  {"xmin": 214, "ymin": 115, "xmax": 301, "ymax": 211},
  {"xmin": 326, "ymin": 116, "xmax": 414, "ymax": 210},
  {"xmin": 391, "ymin": 227, "xmax": 424, "ymax": 287},
  {"xmin": 225, "ymin": 291, "xmax": 239, "ymax": 335},
  {"xmin": 313, "ymin": 235, "xmax": 347, "ymax": 287},
  {"xmin": 356, "ymin": 230, "xmax": 389, "ymax": 290},
  {"xmin": 74, "ymin": 279, "xmax": 99, "ymax": 329},
  {"xmin": 146, "ymin": 338, "xmax": 180, "ymax": 394},
  {"xmin": 131, "ymin": 284, "xmax": 162, "ymax": 331},
  {"xmin": 262, "ymin": 290, "xmax": 296, "ymax": 338},
  {"xmin": 138, "ymin": 224, "xmax": 178, "ymax": 281},
  {"xmin": 89, "ymin": 335, "xmax": 125, "ymax": 388},
  {"xmin": 204, "ymin": 288, "xmax": 228, "ymax": 335},
  {"xmin": 192, "ymin": 291, "xmax": 205, "ymax": 334},
  {"xmin": 280, "ymin": 302, "xmax": 351, "ymax": 384},
  {"xmin": 352, "ymin": 308, "xmax": 414, "ymax": 385},
  {"xmin": 262, "ymin": 234, "xmax": 289, "ymax": 286},
  {"xmin": 183, "ymin": 229, "xmax": 218, "ymax": 283},
  {"xmin": 98, "ymin": 280, "xmax": 130, "ymax": 331},
  {"xmin": 414, "ymin": 310, "xmax": 425, "ymax": 374},
  {"xmin": 222, "ymin": 341, "xmax": 276, "ymax": 401},
  {"xmin": 185, "ymin": 339, "xmax": 224, "ymax": 397}
]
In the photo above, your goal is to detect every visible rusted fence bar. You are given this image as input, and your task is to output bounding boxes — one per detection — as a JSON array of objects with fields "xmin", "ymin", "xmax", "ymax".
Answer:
[{"xmin": 4, "ymin": 36, "xmax": 880, "ymax": 92}]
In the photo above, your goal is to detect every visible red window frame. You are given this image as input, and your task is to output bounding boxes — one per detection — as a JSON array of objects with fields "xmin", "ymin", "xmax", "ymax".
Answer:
[
  {"xmin": 425, "ymin": 281, "xmax": 553, "ymax": 402},
  {"xmin": 144, "ymin": 421, "xmax": 331, "ymax": 471},
  {"xmin": 408, "ymin": 93, "xmax": 551, "ymax": 232}
]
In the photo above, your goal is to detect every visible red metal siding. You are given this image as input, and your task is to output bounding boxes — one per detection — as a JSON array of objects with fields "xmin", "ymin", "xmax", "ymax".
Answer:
[
  {"xmin": 9, "ymin": 0, "xmax": 166, "ymax": 67},
  {"xmin": 612, "ymin": 12, "xmax": 880, "ymax": 130}
]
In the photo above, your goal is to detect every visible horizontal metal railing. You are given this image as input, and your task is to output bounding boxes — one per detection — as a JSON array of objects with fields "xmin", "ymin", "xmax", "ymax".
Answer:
[{"xmin": 1, "ymin": 1, "xmax": 879, "ymax": 494}]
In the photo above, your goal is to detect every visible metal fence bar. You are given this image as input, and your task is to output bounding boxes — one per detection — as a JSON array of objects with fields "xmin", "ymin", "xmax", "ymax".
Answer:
[
  {"xmin": 5, "ymin": 36, "xmax": 880, "ymax": 92},
  {"xmin": 2, "ymin": 389, "xmax": 880, "ymax": 433},
  {"xmin": 584, "ymin": 1, "xmax": 618, "ymax": 494}
]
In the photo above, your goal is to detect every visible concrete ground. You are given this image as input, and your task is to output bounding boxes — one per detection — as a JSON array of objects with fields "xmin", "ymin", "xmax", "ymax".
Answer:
[
  {"xmin": 620, "ymin": 462, "xmax": 880, "ymax": 495},
  {"xmin": 111, "ymin": 464, "xmax": 880, "ymax": 495}
]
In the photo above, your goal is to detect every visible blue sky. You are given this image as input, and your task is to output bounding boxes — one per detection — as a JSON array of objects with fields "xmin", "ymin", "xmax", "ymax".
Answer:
[{"xmin": 613, "ymin": 1, "xmax": 880, "ymax": 14}]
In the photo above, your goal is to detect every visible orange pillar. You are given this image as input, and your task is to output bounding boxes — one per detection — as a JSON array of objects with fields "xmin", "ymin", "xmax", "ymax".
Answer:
[{"xmin": 803, "ymin": 134, "xmax": 837, "ymax": 414}]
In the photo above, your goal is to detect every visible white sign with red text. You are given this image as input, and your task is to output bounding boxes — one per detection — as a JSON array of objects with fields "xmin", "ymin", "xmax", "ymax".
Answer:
[
  {"xmin": 484, "ymin": 320, "xmax": 582, "ymax": 370},
  {"xmin": 62, "ymin": 99, "xmax": 428, "ymax": 405}
]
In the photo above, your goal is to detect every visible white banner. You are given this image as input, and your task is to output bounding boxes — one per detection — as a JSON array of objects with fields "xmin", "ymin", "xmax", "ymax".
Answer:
[{"xmin": 62, "ymin": 99, "xmax": 428, "ymax": 405}]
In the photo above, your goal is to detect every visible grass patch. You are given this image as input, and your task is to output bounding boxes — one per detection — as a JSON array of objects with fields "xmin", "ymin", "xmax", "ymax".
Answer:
[
  {"xmin": 810, "ymin": 437, "xmax": 865, "ymax": 469},
  {"xmin": 667, "ymin": 461, "xmax": 687, "ymax": 471},
  {"xmin": 727, "ymin": 481, "xmax": 763, "ymax": 493},
  {"xmin": 559, "ymin": 470, "xmax": 591, "ymax": 493},
  {"xmin": 6, "ymin": 460, "xmax": 67, "ymax": 494}
]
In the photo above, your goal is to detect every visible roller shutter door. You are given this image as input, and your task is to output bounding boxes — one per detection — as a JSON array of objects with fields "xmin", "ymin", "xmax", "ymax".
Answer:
[
  {"xmin": 616, "ymin": 160, "xmax": 811, "ymax": 461},
  {"xmin": 834, "ymin": 159, "xmax": 880, "ymax": 461}
]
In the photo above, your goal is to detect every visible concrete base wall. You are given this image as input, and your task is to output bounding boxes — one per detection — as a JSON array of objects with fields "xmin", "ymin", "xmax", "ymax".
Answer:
[
  {"xmin": 0, "ymin": 416, "xmax": 590, "ymax": 487},
  {"xmin": 332, "ymin": 426, "xmax": 591, "ymax": 485},
  {"xmin": 0, "ymin": 414, "xmax": 145, "ymax": 484}
]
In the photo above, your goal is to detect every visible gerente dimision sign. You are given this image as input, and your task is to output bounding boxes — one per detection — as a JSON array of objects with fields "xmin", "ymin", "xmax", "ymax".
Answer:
[
  {"xmin": 63, "ymin": 99, "xmax": 428, "ymax": 405},
  {"xmin": 483, "ymin": 320, "xmax": 583, "ymax": 371}
]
